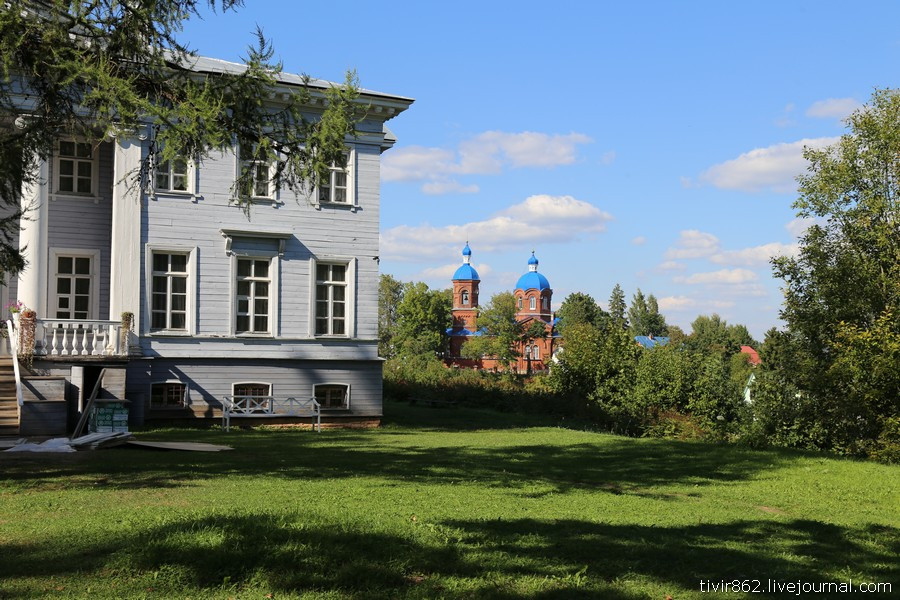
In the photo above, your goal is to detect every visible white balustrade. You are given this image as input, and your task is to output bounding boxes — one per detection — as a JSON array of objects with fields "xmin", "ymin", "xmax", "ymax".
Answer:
[{"xmin": 33, "ymin": 319, "xmax": 128, "ymax": 357}]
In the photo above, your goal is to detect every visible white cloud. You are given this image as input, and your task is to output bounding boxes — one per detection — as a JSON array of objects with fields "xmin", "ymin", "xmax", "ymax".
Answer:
[
  {"xmin": 710, "ymin": 242, "xmax": 799, "ymax": 266},
  {"xmin": 674, "ymin": 268, "xmax": 759, "ymax": 285},
  {"xmin": 698, "ymin": 137, "xmax": 838, "ymax": 193},
  {"xmin": 631, "ymin": 236, "xmax": 647, "ymax": 245},
  {"xmin": 381, "ymin": 194, "xmax": 612, "ymax": 261},
  {"xmin": 785, "ymin": 216, "xmax": 824, "ymax": 238},
  {"xmin": 419, "ymin": 262, "xmax": 493, "ymax": 280},
  {"xmin": 381, "ymin": 130, "xmax": 593, "ymax": 194},
  {"xmin": 422, "ymin": 180, "xmax": 480, "ymax": 195},
  {"xmin": 600, "ymin": 150, "xmax": 617, "ymax": 165},
  {"xmin": 657, "ymin": 260, "xmax": 686, "ymax": 271},
  {"xmin": 806, "ymin": 97, "xmax": 862, "ymax": 120},
  {"xmin": 665, "ymin": 230, "xmax": 721, "ymax": 259},
  {"xmin": 657, "ymin": 296, "xmax": 697, "ymax": 311}
]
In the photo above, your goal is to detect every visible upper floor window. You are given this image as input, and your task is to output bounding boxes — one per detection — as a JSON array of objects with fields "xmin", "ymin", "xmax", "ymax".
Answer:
[
  {"xmin": 235, "ymin": 257, "xmax": 272, "ymax": 334},
  {"xmin": 461, "ymin": 290, "xmax": 469, "ymax": 305},
  {"xmin": 150, "ymin": 252, "xmax": 189, "ymax": 331},
  {"xmin": 318, "ymin": 152, "xmax": 352, "ymax": 204},
  {"xmin": 315, "ymin": 263, "xmax": 347, "ymax": 336},
  {"xmin": 155, "ymin": 156, "xmax": 192, "ymax": 194},
  {"xmin": 56, "ymin": 140, "xmax": 96, "ymax": 195},
  {"xmin": 517, "ymin": 297, "xmax": 523, "ymax": 309},
  {"xmin": 542, "ymin": 296, "xmax": 549, "ymax": 310},
  {"xmin": 529, "ymin": 296, "xmax": 536, "ymax": 310},
  {"xmin": 239, "ymin": 145, "xmax": 274, "ymax": 199}
]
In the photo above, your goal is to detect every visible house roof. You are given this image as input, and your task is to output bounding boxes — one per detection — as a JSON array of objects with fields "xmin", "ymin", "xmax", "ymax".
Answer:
[
  {"xmin": 740, "ymin": 345, "xmax": 761, "ymax": 366},
  {"xmin": 634, "ymin": 335, "xmax": 670, "ymax": 349},
  {"xmin": 175, "ymin": 55, "xmax": 415, "ymax": 110}
]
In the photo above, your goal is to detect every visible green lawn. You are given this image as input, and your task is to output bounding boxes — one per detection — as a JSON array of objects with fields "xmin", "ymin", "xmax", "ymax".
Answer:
[{"xmin": 1, "ymin": 401, "xmax": 897, "ymax": 599}]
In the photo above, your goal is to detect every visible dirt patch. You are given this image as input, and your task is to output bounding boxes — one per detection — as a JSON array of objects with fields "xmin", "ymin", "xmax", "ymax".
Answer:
[{"xmin": 757, "ymin": 505, "xmax": 787, "ymax": 515}]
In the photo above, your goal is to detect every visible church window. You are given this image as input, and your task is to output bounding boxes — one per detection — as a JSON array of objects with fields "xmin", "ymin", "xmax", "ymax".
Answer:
[
  {"xmin": 462, "ymin": 290, "xmax": 469, "ymax": 305},
  {"xmin": 533, "ymin": 345, "xmax": 540, "ymax": 360},
  {"xmin": 529, "ymin": 296, "xmax": 536, "ymax": 310},
  {"xmin": 542, "ymin": 296, "xmax": 548, "ymax": 310},
  {"xmin": 517, "ymin": 297, "xmax": 523, "ymax": 309}
]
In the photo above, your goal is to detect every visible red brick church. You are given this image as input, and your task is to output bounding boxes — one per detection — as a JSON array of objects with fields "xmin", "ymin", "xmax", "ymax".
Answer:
[{"xmin": 446, "ymin": 244, "xmax": 558, "ymax": 373}]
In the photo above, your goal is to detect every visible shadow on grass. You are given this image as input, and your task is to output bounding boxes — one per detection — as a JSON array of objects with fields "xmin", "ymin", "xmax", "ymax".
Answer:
[
  {"xmin": 1, "ymin": 513, "xmax": 896, "ymax": 598},
  {"xmin": 0, "ymin": 422, "xmax": 797, "ymax": 497}
]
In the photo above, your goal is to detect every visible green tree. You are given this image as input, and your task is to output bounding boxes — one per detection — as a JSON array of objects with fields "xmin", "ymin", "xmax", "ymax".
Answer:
[
  {"xmin": 608, "ymin": 283, "xmax": 627, "ymax": 329},
  {"xmin": 462, "ymin": 291, "xmax": 539, "ymax": 370},
  {"xmin": 628, "ymin": 289, "xmax": 668, "ymax": 337},
  {"xmin": 687, "ymin": 314, "xmax": 738, "ymax": 355},
  {"xmin": 549, "ymin": 322, "xmax": 603, "ymax": 400},
  {"xmin": 592, "ymin": 326, "xmax": 641, "ymax": 433},
  {"xmin": 646, "ymin": 294, "xmax": 669, "ymax": 337},
  {"xmin": 556, "ymin": 292, "xmax": 608, "ymax": 332},
  {"xmin": 0, "ymin": 1, "xmax": 360, "ymax": 275},
  {"xmin": 771, "ymin": 89, "xmax": 900, "ymax": 456},
  {"xmin": 394, "ymin": 282, "xmax": 451, "ymax": 359},
  {"xmin": 378, "ymin": 274, "xmax": 403, "ymax": 358}
]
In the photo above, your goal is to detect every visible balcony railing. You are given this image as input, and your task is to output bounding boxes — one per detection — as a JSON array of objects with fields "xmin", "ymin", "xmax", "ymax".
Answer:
[{"xmin": 33, "ymin": 319, "xmax": 133, "ymax": 357}]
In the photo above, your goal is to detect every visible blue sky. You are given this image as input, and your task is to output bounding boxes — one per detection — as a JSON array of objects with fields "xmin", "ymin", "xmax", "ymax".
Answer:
[{"xmin": 183, "ymin": 1, "xmax": 900, "ymax": 340}]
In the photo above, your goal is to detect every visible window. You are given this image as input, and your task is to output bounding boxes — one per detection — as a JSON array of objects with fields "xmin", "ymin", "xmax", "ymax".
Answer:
[
  {"xmin": 155, "ymin": 156, "xmax": 192, "ymax": 193},
  {"xmin": 150, "ymin": 252, "xmax": 188, "ymax": 330},
  {"xmin": 461, "ymin": 290, "xmax": 469, "ymax": 305},
  {"xmin": 239, "ymin": 145, "xmax": 273, "ymax": 199},
  {"xmin": 318, "ymin": 152, "xmax": 351, "ymax": 204},
  {"xmin": 517, "ymin": 297, "xmax": 523, "ymax": 309},
  {"xmin": 314, "ymin": 384, "xmax": 349, "ymax": 410},
  {"xmin": 235, "ymin": 258, "xmax": 271, "ymax": 334},
  {"xmin": 233, "ymin": 382, "xmax": 271, "ymax": 398},
  {"xmin": 52, "ymin": 252, "xmax": 95, "ymax": 319},
  {"xmin": 533, "ymin": 345, "xmax": 541, "ymax": 360},
  {"xmin": 232, "ymin": 382, "xmax": 272, "ymax": 412},
  {"xmin": 56, "ymin": 140, "xmax": 96, "ymax": 195},
  {"xmin": 542, "ymin": 296, "xmax": 549, "ymax": 310},
  {"xmin": 315, "ymin": 263, "xmax": 347, "ymax": 336},
  {"xmin": 529, "ymin": 296, "xmax": 536, "ymax": 310},
  {"xmin": 151, "ymin": 382, "xmax": 186, "ymax": 409}
]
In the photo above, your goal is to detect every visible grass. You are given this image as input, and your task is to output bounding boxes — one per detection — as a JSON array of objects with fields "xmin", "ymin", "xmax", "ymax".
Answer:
[{"xmin": 0, "ymin": 400, "xmax": 897, "ymax": 599}]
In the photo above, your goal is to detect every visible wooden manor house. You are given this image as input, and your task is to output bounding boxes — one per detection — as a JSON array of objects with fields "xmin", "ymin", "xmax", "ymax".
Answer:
[
  {"xmin": 0, "ymin": 55, "xmax": 412, "ymax": 435},
  {"xmin": 445, "ymin": 244, "xmax": 558, "ymax": 373}
]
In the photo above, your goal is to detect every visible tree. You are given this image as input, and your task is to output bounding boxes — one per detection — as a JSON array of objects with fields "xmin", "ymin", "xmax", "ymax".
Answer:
[
  {"xmin": 687, "ymin": 314, "xmax": 738, "ymax": 355},
  {"xmin": 556, "ymin": 292, "xmax": 608, "ymax": 332},
  {"xmin": 771, "ymin": 89, "xmax": 900, "ymax": 456},
  {"xmin": 628, "ymin": 289, "xmax": 667, "ymax": 337},
  {"xmin": 0, "ymin": 1, "xmax": 360, "ymax": 275},
  {"xmin": 608, "ymin": 284, "xmax": 627, "ymax": 329},
  {"xmin": 393, "ymin": 282, "xmax": 451, "ymax": 359},
  {"xmin": 378, "ymin": 274, "xmax": 403, "ymax": 358}
]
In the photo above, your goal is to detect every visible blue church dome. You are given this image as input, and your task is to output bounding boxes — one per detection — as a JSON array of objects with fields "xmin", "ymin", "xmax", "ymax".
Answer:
[
  {"xmin": 515, "ymin": 252, "xmax": 550, "ymax": 290},
  {"xmin": 452, "ymin": 242, "xmax": 480, "ymax": 281},
  {"xmin": 452, "ymin": 264, "xmax": 480, "ymax": 281},
  {"xmin": 515, "ymin": 271, "xmax": 551, "ymax": 291}
]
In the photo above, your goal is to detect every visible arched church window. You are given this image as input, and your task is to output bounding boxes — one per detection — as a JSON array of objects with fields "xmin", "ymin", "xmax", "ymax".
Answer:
[
  {"xmin": 530, "ymin": 296, "xmax": 536, "ymax": 310},
  {"xmin": 462, "ymin": 290, "xmax": 469, "ymax": 305},
  {"xmin": 532, "ymin": 345, "xmax": 540, "ymax": 360},
  {"xmin": 517, "ymin": 297, "xmax": 523, "ymax": 309},
  {"xmin": 542, "ymin": 296, "xmax": 548, "ymax": 310}
]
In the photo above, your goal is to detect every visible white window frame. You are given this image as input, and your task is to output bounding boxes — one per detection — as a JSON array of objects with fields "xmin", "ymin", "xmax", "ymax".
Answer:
[
  {"xmin": 48, "ymin": 248, "xmax": 101, "ymax": 320},
  {"xmin": 153, "ymin": 154, "xmax": 196, "ymax": 196},
  {"xmin": 309, "ymin": 256, "xmax": 356, "ymax": 338},
  {"xmin": 231, "ymin": 382, "xmax": 273, "ymax": 397},
  {"xmin": 230, "ymin": 252, "xmax": 279, "ymax": 337},
  {"xmin": 144, "ymin": 245, "xmax": 198, "ymax": 336},
  {"xmin": 313, "ymin": 147, "xmax": 357, "ymax": 211},
  {"xmin": 53, "ymin": 138, "xmax": 99, "ymax": 200},
  {"xmin": 533, "ymin": 345, "xmax": 541, "ymax": 360},
  {"xmin": 150, "ymin": 380, "xmax": 189, "ymax": 410},
  {"xmin": 236, "ymin": 144, "xmax": 278, "ymax": 202},
  {"xmin": 313, "ymin": 382, "xmax": 351, "ymax": 410},
  {"xmin": 529, "ymin": 296, "xmax": 536, "ymax": 310}
]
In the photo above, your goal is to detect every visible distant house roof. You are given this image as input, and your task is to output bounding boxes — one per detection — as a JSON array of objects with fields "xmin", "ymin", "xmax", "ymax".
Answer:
[
  {"xmin": 634, "ymin": 335, "xmax": 670, "ymax": 349},
  {"xmin": 740, "ymin": 345, "xmax": 761, "ymax": 366}
]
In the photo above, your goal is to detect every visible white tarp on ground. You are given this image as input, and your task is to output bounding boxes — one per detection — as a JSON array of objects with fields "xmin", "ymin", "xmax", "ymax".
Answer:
[{"xmin": 4, "ymin": 438, "xmax": 76, "ymax": 453}]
